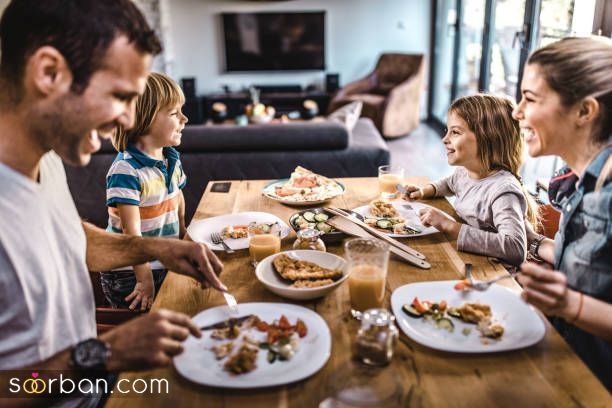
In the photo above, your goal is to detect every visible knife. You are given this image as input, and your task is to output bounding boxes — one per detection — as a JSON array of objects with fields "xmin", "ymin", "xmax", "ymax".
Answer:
[{"xmin": 199, "ymin": 314, "xmax": 254, "ymax": 331}]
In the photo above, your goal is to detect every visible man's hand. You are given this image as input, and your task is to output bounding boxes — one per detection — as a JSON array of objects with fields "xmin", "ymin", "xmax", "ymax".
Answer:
[
  {"xmin": 152, "ymin": 239, "xmax": 227, "ymax": 291},
  {"xmin": 100, "ymin": 309, "xmax": 201, "ymax": 371},
  {"xmin": 518, "ymin": 262, "xmax": 577, "ymax": 318}
]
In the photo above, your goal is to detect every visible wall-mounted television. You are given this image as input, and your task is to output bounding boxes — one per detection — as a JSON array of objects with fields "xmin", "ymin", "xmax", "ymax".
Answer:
[{"xmin": 222, "ymin": 11, "xmax": 325, "ymax": 72}]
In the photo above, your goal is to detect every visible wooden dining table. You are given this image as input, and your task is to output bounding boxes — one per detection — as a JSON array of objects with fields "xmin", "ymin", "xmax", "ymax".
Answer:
[{"xmin": 106, "ymin": 177, "xmax": 609, "ymax": 407}]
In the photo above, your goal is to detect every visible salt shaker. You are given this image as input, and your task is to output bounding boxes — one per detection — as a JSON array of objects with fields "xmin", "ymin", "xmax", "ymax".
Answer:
[
  {"xmin": 292, "ymin": 228, "xmax": 326, "ymax": 252},
  {"xmin": 354, "ymin": 308, "xmax": 398, "ymax": 366}
]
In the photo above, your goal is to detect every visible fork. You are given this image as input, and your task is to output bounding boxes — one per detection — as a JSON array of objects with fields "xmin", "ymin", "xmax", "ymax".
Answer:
[
  {"xmin": 222, "ymin": 292, "xmax": 239, "ymax": 315},
  {"xmin": 210, "ymin": 232, "xmax": 235, "ymax": 254},
  {"xmin": 464, "ymin": 263, "xmax": 519, "ymax": 291}
]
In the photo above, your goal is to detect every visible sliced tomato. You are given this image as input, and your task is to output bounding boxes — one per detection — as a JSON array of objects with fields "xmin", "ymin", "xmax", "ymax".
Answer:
[
  {"xmin": 295, "ymin": 319, "xmax": 308, "ymax": 337},
  {"xmin": 256, "ymin": 320, "xmax": 269, "ymax": 332},
  {"xmin": 278, "ymin": 315, "xmax": 292, "ymax": 330},
  {"xmin": 411, "ymin": 297, "xmax": 430, "ymax": 314},
  {"xmin": 438, "ymin": 300, "xmax": 447, "ymax": 311},
  {"xmin": 454, "ymin": 279, "xmax": 471, "ymax": 291}
]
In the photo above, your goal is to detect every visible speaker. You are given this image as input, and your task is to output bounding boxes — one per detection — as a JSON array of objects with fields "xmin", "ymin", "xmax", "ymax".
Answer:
[
  {"xmin": 182, "ymin": 97, "xmax": 204, "ymax": 124},
  {"xmin": 325, "ymin": 73, "xmax": 339, "ymax": 93},
  {"xmin": 181, "ymin": 77, "xmax": 196, "ymax": 98}
]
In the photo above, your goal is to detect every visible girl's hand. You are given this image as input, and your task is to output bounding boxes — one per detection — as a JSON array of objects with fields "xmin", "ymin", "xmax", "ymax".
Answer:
[
  {"xmin": 418, "ymin": 207, "xmax": 458, "ymax": 236},
  {"xmin": 518, "ymin": 262, "xmax": 579, "ymax": 318},
  {"xmin": 125, "ymin": 274, "xmax": 155, "ymax": 311},
  {"xmin": 402, "ymin": 184, "xmax": 422, "ymax": 200}
]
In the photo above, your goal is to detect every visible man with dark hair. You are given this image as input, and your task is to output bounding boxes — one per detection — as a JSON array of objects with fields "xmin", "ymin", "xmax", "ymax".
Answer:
[{"xmin": 0, "ymin": 1, "xmax": 226, "ymax": 405}]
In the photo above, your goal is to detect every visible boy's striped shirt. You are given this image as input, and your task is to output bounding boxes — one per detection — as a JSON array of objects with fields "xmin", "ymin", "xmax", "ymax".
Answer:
[{"xmin": 106, "ymin": 144, "xmax": 186, "ymax": 248}]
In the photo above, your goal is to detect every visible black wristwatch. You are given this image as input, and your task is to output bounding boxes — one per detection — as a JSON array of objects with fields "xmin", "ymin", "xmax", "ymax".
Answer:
[
  {"xmin": 528, "ymin": 234, "xmax": 546, "ymax": 262},
  {"xmin": 70, "ymin": 339, "xmax": 111, "ymax": 371}
]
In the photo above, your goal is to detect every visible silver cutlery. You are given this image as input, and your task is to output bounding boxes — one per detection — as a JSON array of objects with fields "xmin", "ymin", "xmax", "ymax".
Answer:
[
  {"xmin": 463, "ymin": 263, "xmax": 519, "ymax": 291},
  {"xmin": 210, "ymin": 232, "xmax": 235, "ymax": 254},
  {"xmin": 222, "ymin": 292, "xmax": 239, "ymax": 315}
]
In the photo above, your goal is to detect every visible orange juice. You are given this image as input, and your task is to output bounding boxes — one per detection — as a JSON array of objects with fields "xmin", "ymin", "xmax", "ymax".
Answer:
[
  {"xmin": 249, "ymin": 234, "xmax": 281, "ymax": 262},
  {"xmin": 378, "ymin": 173, "xmax": 403, "ymax": 194},
  {"xmin": 348, "ymin": 264, "xmax": 386, "ymax": 312}
]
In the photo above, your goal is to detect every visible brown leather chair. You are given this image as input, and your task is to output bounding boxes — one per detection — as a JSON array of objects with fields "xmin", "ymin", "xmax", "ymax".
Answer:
[
  {"xmin": 328, "ymin": 53, "xmax": 425, "ymax": 139},
  {"xmin": 89, "ymin": 271, "xmax": 143, "ymax": 334}
]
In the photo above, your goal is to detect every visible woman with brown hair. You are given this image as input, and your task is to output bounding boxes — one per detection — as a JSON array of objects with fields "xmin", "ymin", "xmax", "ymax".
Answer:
[{"xmin": 512, "ymin": 36, "xmax": 612, "ymax": 389}]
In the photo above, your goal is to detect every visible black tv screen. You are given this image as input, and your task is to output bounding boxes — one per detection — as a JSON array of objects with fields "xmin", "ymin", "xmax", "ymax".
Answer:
[{"xmin": 222, "ymin": 11, "xmax": 325, "ymax": 72}]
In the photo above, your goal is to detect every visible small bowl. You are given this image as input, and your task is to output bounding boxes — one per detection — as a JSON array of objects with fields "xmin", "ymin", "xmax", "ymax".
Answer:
[
  {"xmin": 255, "ymin": 250, "xmax": 349, "ymax": 300},
  {"xmin": 249, "ymin": 113, "xmax": 274, "ymax": 124},
  {"xmin": 288, "ymin": 208, "xmax": 363, "ymax": 243}
]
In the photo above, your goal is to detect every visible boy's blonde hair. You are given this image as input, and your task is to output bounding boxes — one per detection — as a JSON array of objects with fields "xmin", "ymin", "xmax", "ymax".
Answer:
[
  {"xmin": 449, "ymin": 94, "xmax": 540, "ymax": 229},
  {"xmin": 112, "ymin": 72, "xmax": 185, "ymax": 152}
]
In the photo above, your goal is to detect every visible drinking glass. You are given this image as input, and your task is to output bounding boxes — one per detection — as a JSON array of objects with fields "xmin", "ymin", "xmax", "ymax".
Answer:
[
  {"xmin": 344, "ymin": 238, "xmax": 389, "ymax": 319},
  {"xmin": 319, "ymin": 364, "xmax": 403, "ymax": 408},
  {"xmin": 378, "ymin": 165, "xmax": 404, "ymax": 199},
  {"xmin": 248, "ymin": 224, "xmax": 281, "ymax": 267}
]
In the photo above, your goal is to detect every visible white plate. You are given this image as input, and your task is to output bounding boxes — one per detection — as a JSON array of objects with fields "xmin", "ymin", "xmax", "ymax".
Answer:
[
  {"xmin": 390, "ymin": 281, "xmax": 546, "ymax": 353},
  {"xmin": 187, "ymin": 212, "xmax": 290, "ymax": 251},
  {"xmin": 255, "ymin": 250, "xmax": 349, "ymax": 300},
  {"xmin": 174, "ymin": 302, "xmax": 331, "ymax": 388},
  {"xmin": 263, "ymin": 178, "xmax": 346, "ymax": 206},
  {"xmin": 352, "ymin": 201, "xmax": 438, "ymax": 237}
]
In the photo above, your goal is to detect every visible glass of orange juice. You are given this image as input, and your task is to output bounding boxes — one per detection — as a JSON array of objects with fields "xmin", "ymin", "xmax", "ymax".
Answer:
[
  {"xmin": 344, "ymin": 238, "xmax": 389, "ymax": 319},
  {"xmin": 248, "ymin": 224, "xmax": 281, "ymax": 266},
  {"xmin": 378, "ymin": 165, "xmax": 404, "ymax": 199}
]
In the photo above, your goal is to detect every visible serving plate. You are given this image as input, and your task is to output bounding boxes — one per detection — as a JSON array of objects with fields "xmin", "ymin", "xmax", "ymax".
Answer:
[
  {"xmin": 390, "ymin": 281, "xmax": 546, "ymax": 353},
  {"xmin": 288, "ymin": 208, "xmax": 363, "ymax": 243},
  {"xmin": 174, "ymin": 302, "xmax": 331, "ymax": 388},
  {"xmin": 351, "ymin": 201, "xmax": 438, "ymax": 238},
  {"xmin": 187, "ymin": 211, "xmax": 290, "ymax": 251},
  {"xmin": 262, "ymin": 178, "xmax": 345, "ymax": 206},
  {"xmin": 255, "ymin": 250, "xmax": 349, "ymax": 300}
]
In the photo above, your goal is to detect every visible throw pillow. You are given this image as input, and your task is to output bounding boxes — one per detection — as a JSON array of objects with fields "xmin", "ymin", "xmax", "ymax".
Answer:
[{"xmin": 327, "ymin": 101, "xmax": 363, "ymax": 133}]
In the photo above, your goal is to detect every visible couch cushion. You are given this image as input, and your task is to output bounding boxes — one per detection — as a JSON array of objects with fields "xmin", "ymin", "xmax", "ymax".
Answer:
[{"xmin": 179, "ymin": 121, "xmax": 349, "ymax": 152}]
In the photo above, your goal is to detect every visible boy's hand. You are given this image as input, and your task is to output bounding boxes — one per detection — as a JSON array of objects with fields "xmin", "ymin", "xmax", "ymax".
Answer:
[
  {"xmin": 401, "ymin": 184, "xmax": 422, "ymax": 200},
  {"xmin": 125, "ymin": 278, "xmax": 155, "ymax": 311}
]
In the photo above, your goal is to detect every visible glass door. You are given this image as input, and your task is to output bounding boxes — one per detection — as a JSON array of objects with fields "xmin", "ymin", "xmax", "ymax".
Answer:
[
  {"xmin": 456, "ymin": 0, "xmax": 486, "ymax": 97},
  {"xmin": 430, "ymin": 0, "xmax": 458, "ymax": 124}
]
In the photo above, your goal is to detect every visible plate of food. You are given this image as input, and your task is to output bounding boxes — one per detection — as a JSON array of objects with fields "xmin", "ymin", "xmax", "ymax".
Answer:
[
  {"xmin": 288, "ymin": 208, "xmax": 364, "ymax": 243},
  {"xmin": 173, "ymin": 302, "xmax": 331, "ymax": 388},
  {"xmin": 255, "ymin": 250, "xmax": 349, "ymax": 300},
  {"xmin": 263, "ymin": 166, "xmax": 345, "ymax": 206},
  {"xmin": 187, "ymin": 212, "xmax": 291, "ymax": 251},
  {"xmin": 351, "ymin": 200, "xmax": 438, "ymax": 237},
  {"xmin": 390, "ymin": 281, "xmax": 546, "ymax": 353}
]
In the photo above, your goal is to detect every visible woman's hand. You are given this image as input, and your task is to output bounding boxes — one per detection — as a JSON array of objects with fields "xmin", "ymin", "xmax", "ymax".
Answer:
[
  {"xmin": 125, "ymin": 270, "xmax": 155, "ymax": 311},
  {"xmin": 401, "ymin": 184, "xmax": 422, "ymax": 200},
  {"xmin": 418, "ymin": 207, "xmax": 460, "ymax": 239},
  {"xmin": 518, "ymin": 262, "xmax": 579, "ymax": 318}
]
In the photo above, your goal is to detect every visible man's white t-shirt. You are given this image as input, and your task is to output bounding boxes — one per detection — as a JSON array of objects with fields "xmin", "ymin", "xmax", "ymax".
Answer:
[{"xmin": 0, "ymin": 151, "xmax": 96, "ymax": 368}]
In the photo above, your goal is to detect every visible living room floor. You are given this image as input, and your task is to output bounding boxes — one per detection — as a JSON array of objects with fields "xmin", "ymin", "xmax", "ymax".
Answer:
[{"xmin": 387, "ymin": 122, "xmax": 453, "ymax": 183}]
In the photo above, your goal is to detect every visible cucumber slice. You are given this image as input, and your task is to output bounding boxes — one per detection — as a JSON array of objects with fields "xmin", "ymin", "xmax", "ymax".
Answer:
[
  {"xmin": 436, "ymin": 317, "xmax": 455, "ymax": 332},
  {"xmin": 314, "ymin": 213, "xmax": 329, "ymax": 222},
  {"xmin": 303, "ymin": 211, "xmax": 316, "ymax": 222},
  {"xmin": 317, "ymin": 222, "xmax": 333, "ymax": 234},
  {"xmin": 376, "ymin": 219, "xmax": 393, "ymax": 229},
  {"xmin": 402, "ymin": 304, "xmax": 423, "ymax": 318}
]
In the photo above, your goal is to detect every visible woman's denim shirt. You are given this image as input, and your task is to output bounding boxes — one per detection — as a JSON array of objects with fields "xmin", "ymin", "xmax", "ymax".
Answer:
[{"xmin": 551, "ymin": 145, "xmax": 611, "ymax": 389}]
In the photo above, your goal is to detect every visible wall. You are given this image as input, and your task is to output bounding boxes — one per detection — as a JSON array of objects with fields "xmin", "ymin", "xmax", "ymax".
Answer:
[{"xmin": 163, "ymin": 0, "xmax": 431, "ymax": 95}]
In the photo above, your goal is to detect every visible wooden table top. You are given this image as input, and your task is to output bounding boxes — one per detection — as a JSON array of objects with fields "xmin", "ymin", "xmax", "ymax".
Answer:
[{"xmin": 106, "ymin": 177, "xmax": 609, "ymax": 407}]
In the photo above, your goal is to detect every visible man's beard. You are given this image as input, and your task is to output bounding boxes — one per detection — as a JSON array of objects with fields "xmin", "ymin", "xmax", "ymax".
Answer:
[{"xmin": 26, "ymin": 95, "xmax": 90, "ymax": 167}]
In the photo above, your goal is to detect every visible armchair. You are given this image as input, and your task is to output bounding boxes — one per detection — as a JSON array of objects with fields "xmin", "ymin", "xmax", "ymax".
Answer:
[{"xmin": 328, "ymin": 53, "xmax": 425, "ymax": 139}]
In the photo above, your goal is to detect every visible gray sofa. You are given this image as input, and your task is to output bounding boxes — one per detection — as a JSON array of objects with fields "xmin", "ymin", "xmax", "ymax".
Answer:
[{"xmin": 65, "ymin": 118, "xmax": 389, "ymax": 227}]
